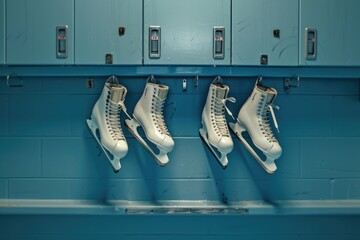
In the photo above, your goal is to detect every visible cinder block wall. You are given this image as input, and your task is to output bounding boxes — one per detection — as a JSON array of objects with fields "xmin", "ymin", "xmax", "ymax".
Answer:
[{"xmin": 0, "ymin": 76, "xmax": 359, "ymax": 202}]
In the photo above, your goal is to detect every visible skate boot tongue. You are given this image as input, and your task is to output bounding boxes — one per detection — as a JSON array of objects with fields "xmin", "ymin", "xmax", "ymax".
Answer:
[
  {"xmin": 111, "ymin": 86, "xmax": 126, "ymax": 103},
  {"xmin": 157, "ymin": 85, "xmax": 168, "ymax": 99},
  {"xmin": 257, "ymin": 84, "xmax": 277, "ymax": 104},
  {"xmin": 215, "ymin": 85, "xmax": 227, "ymax": 99},
  {"xmin": 266, "ymin": 88, "xmax": 277, "ymax": 104}
]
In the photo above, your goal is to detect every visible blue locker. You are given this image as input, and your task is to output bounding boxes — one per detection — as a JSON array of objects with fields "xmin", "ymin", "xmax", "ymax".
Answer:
[
  {"xmin": 232, "ymin": 0, "xmax": 298, "ymax": 66},
  {"xmin": 6, "ymin": 0, "xmax": 74, "ymax": 65},
  {"xmin": 75, "ymin": 0, "xmax": 142, "ymax": 65},
  {"xmin": 300, "ymin": 0, "xmax": 360, "ymax": 66},
  {"xmin": 144, "ymin": 0, "xmax": 231, "ymax": 65},
  {"xmin": 0, "ymin": 0, "xmax": 4, "ymax": 64}
]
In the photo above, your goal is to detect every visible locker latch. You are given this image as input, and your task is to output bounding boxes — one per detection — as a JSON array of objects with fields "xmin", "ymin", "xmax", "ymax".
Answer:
[
  {"xmin": 56, "ymin": 26, "xmax": 68, "ymax": 58},
  {"xmin": 305, "ymin": 28, "xmax": 317, "ymax": 60},
  {"xmin": 149, "ymin": 26, "xmax": 161, "ymax": 59},
  {"xmin": 118, "ymin": 27, "xmax": 126, "ymax": 36},
  {"xmin": 273, "ymin": 29, "xmax": 280, "ymax": 38},
  {"xmin": 213, "ymin": 26, "xmax": 225, "ymax": 59},
  {"xmin": 105, "ymin": 54, "xmax": 113, "ymax": 64},
  {"xmin": 260, "ymin": 54, "xmax": 268, "ymax": 65}
]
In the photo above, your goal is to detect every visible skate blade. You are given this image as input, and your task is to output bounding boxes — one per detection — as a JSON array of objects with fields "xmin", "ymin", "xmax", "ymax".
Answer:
[
  {"xmin": 199, "ymin": 128, "xmax": 228, "ymax": 169},
  {"xmin": 86, "ymin": 118, "xmax": 121, "ymax": 173},
  {"xmin": 229, "ymin": 122, "xmax": 277, "ymax": 174},
  {"xmin": 125, "ymin": 118, "xmax": 169, "ymax": 167}
]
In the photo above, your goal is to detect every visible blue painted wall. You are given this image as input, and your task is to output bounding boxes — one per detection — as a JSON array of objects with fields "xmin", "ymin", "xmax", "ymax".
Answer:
[
  {"xmin": 0, "ymin": 76, "xmax": 359, "ymax": 202},
  {"xmin": 0, "ymin": 0, "xmax": 4, "ymax": 64}
]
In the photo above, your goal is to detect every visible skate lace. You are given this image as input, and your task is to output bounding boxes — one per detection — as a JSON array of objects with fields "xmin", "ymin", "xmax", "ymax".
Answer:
[
  {"xmin": 259, "ymin": 100, "xmax": 280, "ymax": 142},
  {"xmin": 152, "ymin": 95, "xmax": 170, "ymax": 135},
  {"xmin": 214, "ymin": 97, "xmax": 236, "ymax": 136},
  {"xmin": 107, "ymin": 97, "xmax": 126, "ymax": 141}
]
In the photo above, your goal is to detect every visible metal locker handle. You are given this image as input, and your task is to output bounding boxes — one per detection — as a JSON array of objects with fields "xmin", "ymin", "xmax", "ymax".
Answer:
[
  {"xmin": 213, "ymin": 26, "xmax": 225, "ymax": 59},
  {"xmin": 149, "ymin": 26, "xmax": 161, "ymax": 59},
  {"xmin": 56, "ymin": 26, "xmax": 68, "ymax": 58},
  {"xmin": 305, "ymin": 28, "xmax": 317, "ymax": 60}
]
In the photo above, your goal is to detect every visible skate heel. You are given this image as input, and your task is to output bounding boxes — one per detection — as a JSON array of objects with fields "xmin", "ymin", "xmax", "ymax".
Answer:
[
  {"xmin": 229, "ymin": 120, "xmax": 246, "ymax": 137},
  {"xmin": 199, "ymin": 121, "xmax": 207, "ymax": 138},
  {"xmin": 124, "ymin": 115, "xmax": 140, "ymax": 130},
  {"xmin": 199, "ymin": 122, "xmax": 229, "ymax": 169},
  {"xmin": 86, "ymin": 117, "xmax": 121, "ymax": 173},
  {"xmin": 86, "ymin": 117, "xmax": 98, "ymax": 135}
]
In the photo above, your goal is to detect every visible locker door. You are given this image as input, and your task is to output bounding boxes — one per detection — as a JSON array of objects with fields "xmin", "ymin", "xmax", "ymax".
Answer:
[
  {"xmin": 0, "ymin": 0, "xmax": 4, "ymax": 64},
  {"xmin": 75, "ymin": 0, "xmax": 142, "ymax": 65},
  {"xmin": 144, "ymin": 0, "xmax": 231, "ymax": 65},
  {"xmin": 232, "ymin": 0, "xmax": 298, "ymax": 66},
  {"xmin": 300, "ymin": 0, "xmax": 360, "ymax": 66},
  {"xmin": 6, "ymin": 0, "xmax": 74, "ymax": 65}
]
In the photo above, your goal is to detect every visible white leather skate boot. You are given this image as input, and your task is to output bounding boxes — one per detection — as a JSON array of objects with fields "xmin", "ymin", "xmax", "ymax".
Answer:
[
  {"xmin": 229, "ymin": 78, "xmax": 282, "ymax": 173},
  {"xmin": 125, "ymin": 76, "xmax": 174, "ymax": 166},
  {"xmin": 199, "ymin": 76, "xmax": 236, "ymax": 168},
  {"xmin": 86, "ymin": 76, "xmax": 128, "ymax": 172}
]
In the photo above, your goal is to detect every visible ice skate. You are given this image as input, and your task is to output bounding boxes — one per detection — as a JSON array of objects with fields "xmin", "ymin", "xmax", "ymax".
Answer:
[
  {"xmin": 229, "ymin": 77, "xmax": 282, "ymax": 174},
  {"xmin": 86, "ymin": 76, "xmax": 128, "ymax": 172},
  {"xmin": 125, "ymin": 75, "xmax": 174, "ymax": 166},
  {"xmin": 199, "ymin": 76, "xmax": 236, "ymax": 169}
]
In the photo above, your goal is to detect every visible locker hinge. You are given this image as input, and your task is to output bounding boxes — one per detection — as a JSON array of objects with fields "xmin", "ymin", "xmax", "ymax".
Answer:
[
  {"xmin": 284, "ymin": 76, "xmax": 300, "ymax": 91},
  {"xmin": 6, "ymin": 74, "xmax": 23, "ymax": 87}
]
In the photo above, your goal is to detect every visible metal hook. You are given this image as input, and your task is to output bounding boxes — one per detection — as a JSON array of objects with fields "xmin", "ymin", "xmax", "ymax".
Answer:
[
  {"xmin": 147, "ymin": 75, "xmax": 157, "ymax": 84},
  {"xmin": 6, "ymin": 74, "xmax": 23, "ymax": 87},
  {"xmin": 105, "ymin": 75, "xmax": 120, "ymax": 85},
  {"xmin": 212, "ymin": 76, "xmax": 223, "ymax": 85}
]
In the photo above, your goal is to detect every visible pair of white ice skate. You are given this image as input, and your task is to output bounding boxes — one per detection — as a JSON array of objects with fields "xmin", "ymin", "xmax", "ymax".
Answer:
[
  {"xmin": 86, "ymin": 75, "xmax": 174, "ymax": 172},
  {"xmin": 200, "ymin": 76, "xmax": 282, "ymax": 174}
]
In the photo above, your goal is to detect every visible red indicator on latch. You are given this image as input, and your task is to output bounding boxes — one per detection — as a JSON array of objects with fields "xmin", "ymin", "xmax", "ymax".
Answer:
[
  {"xmin": 213, "ymin": 27, "xmax": 225, "ymax": 59},
  {"xmin": 151, "ymin": 36, "xmax": 158, "ymax": 41}
]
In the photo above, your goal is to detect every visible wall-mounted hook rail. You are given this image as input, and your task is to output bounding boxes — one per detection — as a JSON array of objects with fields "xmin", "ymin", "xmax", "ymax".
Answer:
[
  {"xmin": 86, "ymin": 78, "xmax": 94, "ymax": 88},
  {"xmin": 284, "ymin": 76, "xmax": 300, "ymax": 90},
  {"xmin": 182, "ymin": 79, "xmax": 187, "ymax": 92},
  {"xmin": 194, "ymin": 75, "xmax": 199, "ymax": 87},
  {"xmin": 6, "ymin": 74, "xmax": 23, "ymax": 87}
]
